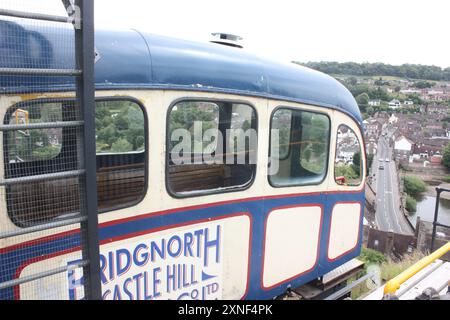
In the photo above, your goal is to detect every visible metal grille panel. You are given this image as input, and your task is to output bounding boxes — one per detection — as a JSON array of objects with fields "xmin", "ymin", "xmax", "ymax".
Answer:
[{"xmin": 0, "ymin": 0, "xmax": 100, "ymax": 300}]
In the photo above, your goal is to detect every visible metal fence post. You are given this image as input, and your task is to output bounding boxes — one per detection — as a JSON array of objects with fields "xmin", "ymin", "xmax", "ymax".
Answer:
[
  {"xmin": 75, "ymin": 0, "xmax": 102, "ymax": 300},
  {"xmin": 431, "ymin": 187, "xmax": 441, "ymax": 252}
]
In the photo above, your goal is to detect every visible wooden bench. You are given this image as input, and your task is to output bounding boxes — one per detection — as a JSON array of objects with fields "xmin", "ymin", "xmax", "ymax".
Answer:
[
  {"xmin": 168, "ymin": 163, "xmax": 226, "ymax": 193},
  {"xmin": 97, "ymin": 163, "xmax": 145, "ymax": 209},
  {"xmin": 7, "ymin": 162, "xmax": 146, "ymax": 225}
]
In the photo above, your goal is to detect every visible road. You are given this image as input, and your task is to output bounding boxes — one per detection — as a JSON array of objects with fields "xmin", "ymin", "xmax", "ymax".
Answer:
[{"xmin": 373, "ymin": 133, "xmax": 413, "ymax": 235}]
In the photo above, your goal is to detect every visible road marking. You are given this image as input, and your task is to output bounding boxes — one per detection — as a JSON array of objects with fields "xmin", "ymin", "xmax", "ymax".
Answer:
[
  {"xmin": 388, "ymin": 156, "xmax": 409, "ymax": 234},
  {"xmin": 374, "ymin": 138, "xmax": 412, "ymax": 235}
]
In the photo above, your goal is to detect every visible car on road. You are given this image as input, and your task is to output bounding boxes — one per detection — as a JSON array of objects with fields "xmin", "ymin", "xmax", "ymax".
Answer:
[
  {"xmin": 379, "ymin": 165, "xmax": 384, "ymax": 170},
  {"xmin": 379, "ymin": 158, "xmax": 384, "ymax": 162},
  {"xmin": 385, "ymin": 158, "xmax": 390, "ymax": 162}
]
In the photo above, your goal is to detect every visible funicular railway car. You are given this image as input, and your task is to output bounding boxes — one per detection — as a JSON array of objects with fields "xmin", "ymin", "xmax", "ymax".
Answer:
[{"xmin": 0, "ymin": 18, "xmax": 366, "ymax": 300}]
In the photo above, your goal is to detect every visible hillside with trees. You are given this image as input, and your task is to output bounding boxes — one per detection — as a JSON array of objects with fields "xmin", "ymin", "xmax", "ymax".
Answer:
[
  {"xmin": 293, "ymin": 61, "xmax": 450, "ymax": 81},
  {"xmin": 292, "ymin": 61, "xmax": 450, "ymax": 119}
]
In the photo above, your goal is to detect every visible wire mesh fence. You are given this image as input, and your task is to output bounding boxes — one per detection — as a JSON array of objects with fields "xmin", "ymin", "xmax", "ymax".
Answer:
[{"xmin": 0, "ymin": 0, "xmax": 99, "ymax": 300}]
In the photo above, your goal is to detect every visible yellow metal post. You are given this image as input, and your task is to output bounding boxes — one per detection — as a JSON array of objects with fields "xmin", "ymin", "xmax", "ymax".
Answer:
[{"xmin": 383, "ymin": 241, "xmax": 450, "ymax": 296}]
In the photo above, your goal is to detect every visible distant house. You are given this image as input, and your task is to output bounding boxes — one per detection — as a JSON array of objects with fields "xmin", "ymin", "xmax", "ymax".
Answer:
[
  {"xmin": 421, "ymin": 89, "xmax": 450, "ymax": 102},
  {"xmin": 413, "ymin": 144, "xmax": 440, "ymax": 159},
  {"xmin": 419, "ymin": 105, "xmax": 427, "ymax": 113},
  {"xmin": 430, "ymin": 155, "xmax": 443, "ymax": 164},
  {"xmin": 388, "ymin": 99, "xmax": 401, "ymax": 109},
  {"xmin": 412, "ymin": 137, "xmax": 447, "ymax": 161},
  {"xmin": 425, "ymin": 126, "xmax": 447, "ymax": 138},
  {"xmin": 366, "ymin": 138, "xmax": 377, "ymax": 155},
  {"xmin": 373, "ymin": 112, "xmax": 389, "ymax": 121},
  {"xmin": 402, "ymin": 100, "xmax": 414, "ymax": 106},
  {"xmin": 368, "ymin": 99, "xmax": 381, "ymax": 107},
  {"xmin": 364, "ymin": 118, "xmax": 383, "ymax": 138},
  {"xmin": 394, "ymin": 135, "xmax": 413, "ymax": 160},
  {"xmin": 389, "ymin": 114, "xmax": 398, "ymax": 124},
  {"xmin": 400, "ymin": 88, "xmax": 421, "ymax": 95},
  {"xmin": 427, "ymin": 104, "xmax": 448, "ymax": 115}
]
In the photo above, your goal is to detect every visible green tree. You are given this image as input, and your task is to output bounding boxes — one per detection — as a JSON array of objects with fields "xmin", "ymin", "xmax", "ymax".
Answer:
[
  {"xmin": 335, "ymin": 164, "xmax": 359, "ymax": 183},
  {"xmin": 114, "ymin": 112, "xmax": 130, "ymax": 131},
  {"xmin": 352, "ymin": 151, "xmax": 361, "ymax": 177},
  {"xmin": 359, "ymin": 247, "xmax": 387, "ymax": 265},
  {"xmin": 94, "ymin": 102, "xmax": 145, "ymax": 153},
  {"xmin": 413, "ymin": 80, "xmax": 435, "ymax": 89},
  {"xmin": 405, "ymin": 195, "xmax": 417, "ymax": 213},
  {"xmin": 356, "ymin": 93, "xmax": 370, "ymax": 112},
  {"xmin": 403, "ymin": 176, "xmax": 427, "ymax": 196},
  {"xmin": 407, "ymin": 93, "xmax": 423, "ymax": 105},
  {"xmin": 111, "ymin": 138, "xmax": 133, "ymax": 153},
  {"xmin": 97, "ymin": 123, "xmax": 119, "ymax": 147},
  {"xmin": 347, "ymin": 76, "xmax": 358, "ymax": 85},
  {"xmin": 443, "ymin": 142, "xmax": 450, "ymax": 169},
  {"xmin": 294, "ymin": 61, "xmax": 450, "ymax": 81}
]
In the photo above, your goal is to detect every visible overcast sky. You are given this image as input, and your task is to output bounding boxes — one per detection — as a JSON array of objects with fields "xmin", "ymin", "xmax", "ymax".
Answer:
[{"xmin": 5, "ymin": 0, "xmax": 450, "ymax": 68}]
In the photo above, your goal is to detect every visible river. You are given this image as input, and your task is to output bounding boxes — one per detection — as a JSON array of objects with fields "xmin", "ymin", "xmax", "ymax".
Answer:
[{"xmin": 408, "ymin": 195, "xmax": 450, "ymax": 227}]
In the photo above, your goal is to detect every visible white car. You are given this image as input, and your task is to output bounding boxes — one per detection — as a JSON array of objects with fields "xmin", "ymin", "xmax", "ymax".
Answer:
[
  {"xmin": 385, "ymin": 158, "xmax": 390, "ymax": 162},
  {"xmin": 379, "ymin": 158, "xmax": 384, "ymax": 162}
]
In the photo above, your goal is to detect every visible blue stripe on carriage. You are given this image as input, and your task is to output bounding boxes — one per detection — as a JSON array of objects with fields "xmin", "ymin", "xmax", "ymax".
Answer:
[{"xmin": 0, "ymin": 191, "xmax": 364, "ymax": 300}]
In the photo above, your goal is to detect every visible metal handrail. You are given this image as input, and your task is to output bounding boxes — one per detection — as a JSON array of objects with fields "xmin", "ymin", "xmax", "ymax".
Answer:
[
  {"xmin": 0, "ymin": 169, "xmax": 85, "ymax": 186},
  {"xmin": 0, "ymin": 67, "xmax": 82, "ymax": 76},
  {"xmin": 0, "ymin": 215, "xmax": 87, "ymax": 240},
  {"xmin": 0, "ymin": 8, "xmax": 72, "ymax": 23},
  {"xmin": 383, "ymin": 241, "xmax": 450, "ymax": 296},
  {"xmin": 0, "ymin": 120, "xmax": 84, "ymax": 131},
  {"xmin": 0, "ymin": 259, "xmax": 88, "ymax": 290}
]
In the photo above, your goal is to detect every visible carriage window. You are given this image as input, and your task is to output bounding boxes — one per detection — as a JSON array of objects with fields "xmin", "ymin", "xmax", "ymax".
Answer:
[
  {"xmin": 269, "ymin": 108, "xmax": 330, "ymax": 187},
  {"xmin": 334, "ymin": 125, "xmax": 363, "ymax": 186},
  {"xmin": 167, "ymin": 100, "xmax": 257, "ymax": 196},
  {"xmin": 6, "ymin": 103, "xmax": 62, "ymax": 163},
  {"xmin": 271, "ymin": 109, "xmax": 291, "ymax": 160},
  {"xmin": 94, "ymin": 100, "xmax": 146, "ymax": 211},
  {"xmin": 4, "ymin": 99, "xmax": 146, "ymax": 227}
]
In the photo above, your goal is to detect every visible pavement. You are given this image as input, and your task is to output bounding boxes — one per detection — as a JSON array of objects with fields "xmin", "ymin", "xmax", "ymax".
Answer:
[{"xmin": 373, "ymin": 132, "xmax": 414, "ymax": 235}]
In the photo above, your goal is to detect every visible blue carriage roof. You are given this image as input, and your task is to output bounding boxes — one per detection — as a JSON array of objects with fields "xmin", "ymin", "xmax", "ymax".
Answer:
[{"xmin": 0, "ymin": 19, "xmax": 362, "ymax": 124}]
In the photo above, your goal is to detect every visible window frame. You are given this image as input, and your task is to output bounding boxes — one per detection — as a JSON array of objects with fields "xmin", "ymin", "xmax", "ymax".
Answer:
[
  {"xmin": 165, "ymin": 97, "xmax": 258, "ymax": 199},
  {"xmin": 268, "ymin": 105, "xmax": 331, "ymax": 188},
  {"xmin": 3, "ymin": 98, "xmax": 71, "ymax": 169},
  {"xmin": 270, "ymin": 108, "xmax": 293, "ymax": 161},
  {"xmin": 334, "ymin": 123, "xmax": 364, "ymax": 187},
  {"xmin": 3, "ymin": 96, "xmax": 149, "ymax": 227}
]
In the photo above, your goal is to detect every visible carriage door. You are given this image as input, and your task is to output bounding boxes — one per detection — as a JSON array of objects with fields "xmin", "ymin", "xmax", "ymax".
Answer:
[{"xmin": 0, "ymin": 1, "xmax": 101, "ymax": 299}]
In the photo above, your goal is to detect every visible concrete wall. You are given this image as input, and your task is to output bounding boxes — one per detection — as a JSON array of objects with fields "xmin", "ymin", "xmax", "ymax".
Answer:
[
  {"xmin": 362, "ymin": 218, "xmax": 449, "ymax": 261},
  {"xmin": 364, "ymin": 226, "xmax": 416, "ymax": 258},
  {"xmin": 415, "ymin": 217, "xmax": 450, "ymax": 261}
]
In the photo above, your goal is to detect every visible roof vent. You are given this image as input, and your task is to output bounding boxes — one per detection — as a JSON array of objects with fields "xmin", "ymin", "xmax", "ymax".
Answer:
[{"xmin": 210, "ymin": 33, "xmax": 243, "ymax": 48}]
